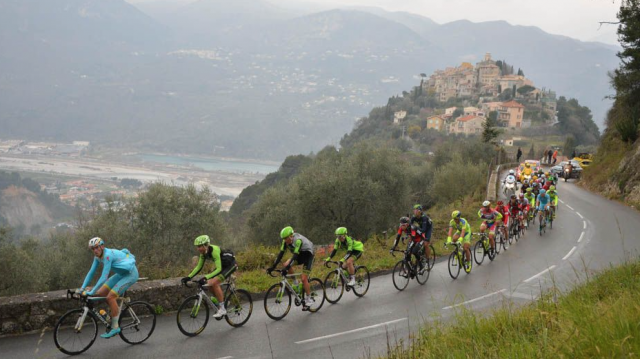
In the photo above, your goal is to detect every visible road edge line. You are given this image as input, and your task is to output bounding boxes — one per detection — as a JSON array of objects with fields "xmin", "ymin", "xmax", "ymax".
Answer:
[{"xmin": 294, "ymin": 318, "xmax": 408, "ymax": 344}]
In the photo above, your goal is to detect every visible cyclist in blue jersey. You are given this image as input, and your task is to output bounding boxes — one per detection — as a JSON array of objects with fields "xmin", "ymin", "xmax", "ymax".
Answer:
[
  {"xmin": 79, "ymin": 237, "xmax": 139, "ymax": 338},
  {"xmin": 536, "ymin": 188, "xmax": 551, "ymax": 222}
]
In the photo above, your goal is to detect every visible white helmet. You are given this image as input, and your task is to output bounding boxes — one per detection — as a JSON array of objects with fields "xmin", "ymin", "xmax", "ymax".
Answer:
[
  {"xmin": 482, "ymin": 200, "xmax": 491, "ymax": 207},
  {"xmin": 509, "ymin": 169, "xmax": 515, "ymax": 175},
  {"xmin": 88, "ymin": 237, "xmax": 104, "ymax": 248},
  {"xmin": 541, "ymin": 174, "xmax": 546, "ymax": 178}
]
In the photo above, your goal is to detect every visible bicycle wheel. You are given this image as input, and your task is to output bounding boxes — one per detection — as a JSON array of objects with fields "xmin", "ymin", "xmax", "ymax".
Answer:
[
  {"xmin": 508, "ymin": 224, "xmax": 515, "ymax": 245},
  {"xmin": 323, "ymin": 270, "xmax": 344, "ymax": 304},
  {"xmin": 54, "ymin": 308, "xmax": 98, "ymax": 355},
  {"xmin": 224, "ymin": 289, "xmax": 253, "ymax": 327},
  {"xmin": 427, "ymin": 244, "xmax": 436, "ymax": 271},
  {"xmin": 119, "ymin": 301, "xmax": 156, "ymax": 344},
  {"xmin": 176, "ymin": 295, "xmax": 209, "ymax": 337},
  {"xmin": 473, "ymin": 241, "xmax": 485, "ymax": 265},
  {"xmin": 352, "ymin": 266, "xmax": 370, "ymax": 297},
  {"xmin": 392, "ymin": 260, "xmax": 410, "ymax": 291},
  {"xmin": 415, "ymin": 258, "xmax": 430, "ymax": 285},
  {"xmin": 307, "ymin": 278, "xmax": 325, "ymax": 313},
  {"xmin": 264, "ymin": 283, "xmax": 292, "ymax": 321},
  {"xmin": 494, "ymin": 233, "xmax": 501, "ymax": 254},
  {"xmin": 448, "ymin": 251, "xmax": 460, "ymax": 279}
]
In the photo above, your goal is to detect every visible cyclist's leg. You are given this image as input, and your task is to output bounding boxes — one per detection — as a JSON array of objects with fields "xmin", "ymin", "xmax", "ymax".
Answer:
[
  {"xmin": 487, "ymin": 222, "xmax": 496, "ymax": 249},
  {"xmin": 345, "ymin": 256, "xmax": 356, "ymax": 276},
  {"xmin": 299, "ymin": 252, "xmax": 314, "ymax": 297},
  {"xmin": 462, "ymin": 233, "xmax": 472, "ymax": 262},
  {"xmin": 101, "ymin": 274, "xmax": 125, "ymax": 318},
  {"xmin": 210, "ymin": 258, "xmax": 236, "ymax": 304},
  {"xmin": 106, "ymin": 267, "xmax": 138, "ymax": 331}
]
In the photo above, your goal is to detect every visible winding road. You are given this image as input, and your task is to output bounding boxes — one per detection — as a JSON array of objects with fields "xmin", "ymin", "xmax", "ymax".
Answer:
[{"xmin": 2, "ymin": 176, "xmax": 639, "ymax": 359}]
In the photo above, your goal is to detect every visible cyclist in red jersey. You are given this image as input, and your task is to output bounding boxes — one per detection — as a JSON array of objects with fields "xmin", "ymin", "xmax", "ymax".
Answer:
[
  {"xmin": 494, "ymin": 200, "xmax": 509, "ymax": 240},
  {"xmin": 507, "ymin": 194, "xmax": 523, "ymax": 232}
]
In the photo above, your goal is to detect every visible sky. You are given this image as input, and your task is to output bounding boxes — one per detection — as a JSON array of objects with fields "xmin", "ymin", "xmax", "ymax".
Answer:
[{"xmin": 128, "ymin": 0, "xmax": 623, "ymax": 45}]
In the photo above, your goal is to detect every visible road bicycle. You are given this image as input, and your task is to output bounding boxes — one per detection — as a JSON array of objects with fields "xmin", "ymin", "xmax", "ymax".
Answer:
[
  {"xmin": 263, "ymin": 270, "xmax": 325, "ymax": 320},
  {"xmin": 324, "ymin": 260, "xmax": 370, "ymax": 303},
  {"xmin": 538, "ymin": 207, "xmax": 549, "ymax": 236},
  {"xmin": 495, "ymin": 223, "xmax": 508, "ymax": 253},
  {"xmin": 176, "ymin": 276, "xmax": 253, "ymax": 337},
  {"xmin": 473, "ymin": 231, "xmax": 496, "ymax": 265},
  {"xmin": 548, "ymin": 205, "xmax": 556, "ymax": 229},
  {"xmin": 53, "ymin": 290, "xmax": 156, "ymax": 355},
  {"xmin": 446, "ymin": 240, "xmax": 472, "ymax": 279},
  {"xmin": 390, "ymin": 246, "xmax": 430, "ymax": 291},
  {"xmin": 508, "ymin": 214, "xmax": 520, "ymax": 243}
]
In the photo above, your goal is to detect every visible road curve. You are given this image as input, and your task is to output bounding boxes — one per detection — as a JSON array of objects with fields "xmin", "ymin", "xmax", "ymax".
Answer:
[{"xmin": 2, "ymin": 178, "xmax": 640, "ymax": 359}]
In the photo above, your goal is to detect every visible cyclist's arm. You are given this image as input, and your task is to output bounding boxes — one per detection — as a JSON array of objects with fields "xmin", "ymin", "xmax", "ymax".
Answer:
[
  {"xmin": 187, "ymin": 254, "xmax": 205, "ymax": 278},
  {"xmin": 271, "ymin": 241, "xmax": 286, "ymax": 268},
  {"xmin": 326, "ymin": 239, "xmax": 339, "ymax": 259},
  {"xmin": 391, "ymin": 227, "xmax": 402, "ymax": 249},
  {"xmin": 285, "ymin": 238, "xmax": 303, "ymax": 269},
  {"xmin": 204, "ymin": 246, "xmax": 222, "ymax": 280},
  {"xmin": 81, "ymin": 257, "xmax": 99, "ymax": 289},
  {"xmin": 495, "ymin": 211, "xmax": 503, "ymax": 221},
  {"xmin": 89, "ymin": 254, "xmax": 113, "ymax": 295}
]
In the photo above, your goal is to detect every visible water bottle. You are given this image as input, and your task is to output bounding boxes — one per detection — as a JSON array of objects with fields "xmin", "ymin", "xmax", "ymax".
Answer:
[
  {"xmin": 99, "ymin": 309, "xmax": 110, "ymax": 323},
  {"xmin": 211, "ymin": 296, "xmax": 219, "ymax": 307},
  {"xmin": 296, "ymin": 283, "xmax": 302, "ymax": 296}
]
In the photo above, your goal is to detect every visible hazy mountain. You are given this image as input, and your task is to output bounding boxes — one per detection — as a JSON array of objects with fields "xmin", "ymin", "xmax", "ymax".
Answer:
[{"xmin": 0, "ymin": 1, "xmax": 619, "ymax": 160}]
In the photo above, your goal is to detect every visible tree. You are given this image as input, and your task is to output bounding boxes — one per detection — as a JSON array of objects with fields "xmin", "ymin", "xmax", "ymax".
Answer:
[
  {"xmin": 517, "ymin": 68, "xmax": 524, "ymax": 76},
  {"xmin": 517, "ymin": 85, "xmax": 535, "ymax": 96},
  {"xmin": 482, "ymin": 113, "xmax": 501, "ymax": 145},
  {"xmin": 563, "ymin": 135, "xmax": 576, "ymax": 157},
  {"xmin": 452, "ymin": 108, "xmax": 463, "ymax": 118}
]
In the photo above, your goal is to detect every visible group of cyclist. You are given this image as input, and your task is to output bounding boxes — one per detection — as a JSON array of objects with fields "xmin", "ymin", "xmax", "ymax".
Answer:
[{"xmin": 77, "ymin": 164, "xmax": 560, "ymax": 339}]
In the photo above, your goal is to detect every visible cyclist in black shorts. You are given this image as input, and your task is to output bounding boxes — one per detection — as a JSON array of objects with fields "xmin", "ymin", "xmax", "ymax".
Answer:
[
  {"xmin": 268, "ymin": 226, "xmax": 316, "ymax": 310},
  {"xmin": 182, "ymin": 235, "xmax": 237, "ymax": 318}
]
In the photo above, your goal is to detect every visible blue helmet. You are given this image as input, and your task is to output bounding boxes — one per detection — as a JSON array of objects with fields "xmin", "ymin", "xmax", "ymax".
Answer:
[{"xmin": 540, "ymin": 189, "xmax": 546, "ymax": 195}]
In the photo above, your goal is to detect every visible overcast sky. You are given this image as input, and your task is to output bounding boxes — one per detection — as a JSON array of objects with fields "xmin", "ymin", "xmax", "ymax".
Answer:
[{"xmin": 129, "ymin": 0, "xmax": 623, "ymax": 45}]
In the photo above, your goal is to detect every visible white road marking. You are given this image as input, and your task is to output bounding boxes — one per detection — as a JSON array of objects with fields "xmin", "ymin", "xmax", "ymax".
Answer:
[
  {"xmin": 559, "ymin": 199, "xmax": 564, "ymax": 204},
  {"xmin": 442, "ymin": 289, "xmax": 507, "ymax": 310},
  {"xmin": 295, "ymin": 318, "xmax": 408, "ymax": 344},
  {"xmin": 577, "ymin": 212, "xmax": 583, "ymax": 219},
  {"xmin": 566, "ymin": 205, "xmax": 574, "ymax": 210},
  {"xmin": 583, "ymin": 221, "xmax": 587, "ymax": 229},
  {"xmin": 578, "ymin": 231, "xmax": 585, "ymax": 243},
  {"xmin": 563, "ymin": 246, "xmax": 577, "ymax": 260},
  {"xmin": 524, "ymin": 265, "xmax": 557, "ymax": 283}
]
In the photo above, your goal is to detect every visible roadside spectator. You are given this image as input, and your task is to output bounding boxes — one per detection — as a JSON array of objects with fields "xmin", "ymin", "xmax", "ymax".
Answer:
[
  {"xmin": 571, "ymin": 150, "xmax": 576, "ymax": 159},
  {"xmin": 517, "ymin": 147, "xmax": 522, "ymax": 163},
  {"xmin": 547, "ymin": 150, "xmax": 553, "ymax": 164},
  {"xmin": 543, "ymin": 149, "xmax": 549, "ymax": 164},
  {"xmin": 552, "ymin": 149, "xmax": 558, "ymax": 165}
]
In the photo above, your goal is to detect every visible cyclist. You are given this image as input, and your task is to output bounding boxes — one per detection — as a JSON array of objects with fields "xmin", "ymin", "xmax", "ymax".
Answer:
[
  {"xmin": 268, "ymin": 226, "xmax": 315, "ymax": 310},
  {"xmin": 478, "ymin": 201, "xmax": 503, "ymax": 253},
  {"xmin": 79, "ymin": 237, "xmax": 138, "ymax": 339},
  {"xmin": 536, "ymin": 189, "xmax": 552, "ymax": 224},
  {"xmin": 547, "ymin": 172, "xmax": 557, "ymax": 186},
  {"xmin": 446, "ymin": 210, "xmax": 472, "ymax": 270},
  {"xmin": 391, "ymin": 217, "xmax": 427, "ymax": 274},
  {"xmin": 547, "ymin": 185, "xmax": 559, "ymax": 219},
  {"xmin": 520, "ymin": 179, "xmax": 530, "ymax": 194},
  {"xmin": 494, "ymin": 200, "xmax": 509, "ymax": 241},
  {"xmin": 524, "ymin": 187, "xmax": 536, "ymax": 221},
  {"xmin": 325, "ymin": 227, "xmax": 364, "ymax": 286},
  {"xmin": 531, "ymin": 181, "xmax": 540, "ymax": 198},
  {"xmin": 410, "ymin": 204, "xmax": 433, "ymax": 265},
  {"xmin": 181, "ymin": 235, "xmax": 236, "ymax": 319},
  {"xmin": 519, "ymin": 193, "xmax": 530, "ymax": 225},
  {"xmin": 507, "ymin": 194, "xmax": 523, "ymax": 232}
]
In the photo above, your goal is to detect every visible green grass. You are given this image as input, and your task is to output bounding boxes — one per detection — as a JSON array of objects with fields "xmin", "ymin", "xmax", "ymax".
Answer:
[{"xmin": 381, "ymin": 260, "xmax": 640, "ymax": 358}]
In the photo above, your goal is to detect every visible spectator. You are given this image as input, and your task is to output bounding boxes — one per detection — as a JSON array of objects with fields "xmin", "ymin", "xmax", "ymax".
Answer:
[
  {"xmin": 517, "ymin": 147, "xmax": 522, "ymax": 163},
  {"xmin": 547, "ymin": 150, "xmax": 553, "ymax": 164},
  {"xmin": 571, "ymin": 150, "xmax": 576, "ymax": 159},
  {"xmin": 552, "ymin": 150, "xmax": 558, "ymax": 165}
]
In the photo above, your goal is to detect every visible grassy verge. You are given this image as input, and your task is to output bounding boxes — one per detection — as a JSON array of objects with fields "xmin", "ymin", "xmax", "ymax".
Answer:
[{"xmin": 382, "ymin": 260, "xmax": 640, "ymax": 358}]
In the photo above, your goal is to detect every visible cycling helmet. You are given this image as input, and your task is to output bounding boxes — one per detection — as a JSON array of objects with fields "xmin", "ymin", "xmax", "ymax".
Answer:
[
  {"xmin": 482, "ymin": 200, "xmax": 491, "ymax": 207},
  {"xmin": 413, "ymin": 204, "xmax": 423, "ymax": 211},
  {"xmin": 510, "ymin": 194, "xmax": 517, "ymax": 200},
  {"xmin": 541, "ymin": 174, "xmax": 546, "ymax": 179},
  {"xmin": 549, "ymin": 185, "xmax": 556, "ymax": 191},
  {"xmin": 526, "ymin": 187, "xmax": 532, "ymax": 192},
  {"xmin": 496, "ymin": 200, "xmax": 503, "ymax": 206},
  {"xmin": 519, "ymin": 193, "xmax": 524, "ymax": 199},
  {"xmin": 280, "ymin": 226, "xmax": 294, "ymax": 239},
  {"xmin": 194, "ymin": 235, "xmax": 210, "ymax": 246},
  {"xmin": 400, "ymin": 216, "xmax": 410, "ymax": 224},
  {"xmin": 335, "ymin": 227, "xmax": 347, "ymax": 236},
  {"xmin": 509, "ymin": 169, "xmax": 515, "ymax": 175},
  {"xmin": 532, "ymin": 175, "xmax": 538, "ymax": 181},
  {"xmin": 532, "ymin": 182, "xmax": 538, "ymax": 187},
  {"xmin": 545, "ymin": 172, "xmax": 550, "ymax": 176},
  {"xmin": 523, "ymin": 179, "xmax": 529, "ymax": 185},
  {"xmin": 540, "ymin": 189, "xmax": 547, "ymax": 195},
  {"xmin": 88, "ymin": 237, "xmax": 104, "ymax": 248},
  {"xmin": 451, "ymin": 210, "xmax": 461, "ymax": 219}
]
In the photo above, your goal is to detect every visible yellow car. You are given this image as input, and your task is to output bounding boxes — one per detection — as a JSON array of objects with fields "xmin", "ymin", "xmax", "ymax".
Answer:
[{"xmin": 573, "ymin": 157, "xmax": 592, "ymax": 168}]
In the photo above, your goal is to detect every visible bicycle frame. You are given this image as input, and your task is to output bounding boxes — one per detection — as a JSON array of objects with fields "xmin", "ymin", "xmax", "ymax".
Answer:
[
  {"xmin": 67, "ymin": 291, "xmax": 133, "ymax": 332},
  {"xmin": 274, "ymin": 273, "xmax": 306, "ymax": 303},
  {"xmin": 326, "ymin": 261, "xmax": 351, "ymax": 283},
  {"xmin": 186, "ymin": 278, "xmax": 236, "ymax": 317}
]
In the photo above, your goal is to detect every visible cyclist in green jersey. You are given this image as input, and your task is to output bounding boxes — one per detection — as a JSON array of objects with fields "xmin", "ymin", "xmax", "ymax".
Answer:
[
  {"xmin": 547, "ymin": 185, "xmax": 559, "ymax": 219},
  {"xmin": 447, "ymin": 210, "xmax": 472, "ymax": 269},
  {"xmin": 268, "ymin": 226, "xmax": 316, "ymax": 310},
  {"xmin": 325, "ymin": 227, "xmax": 364, "ymax": 287},
  {"xmin": 524, "ymin": 188, "xmax": 536, "ymax": 213},
  {"xmin": 181, "ymin": 235, "xmax": 237, "ymax": 318}
]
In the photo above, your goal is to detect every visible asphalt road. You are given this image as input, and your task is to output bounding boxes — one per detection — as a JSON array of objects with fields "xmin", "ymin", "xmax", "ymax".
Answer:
[{"xmin": 2, "ymin": 176, "xmax": 640, "ymax": 359}]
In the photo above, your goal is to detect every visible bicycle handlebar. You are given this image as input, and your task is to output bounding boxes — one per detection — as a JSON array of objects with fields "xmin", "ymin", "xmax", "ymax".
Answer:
[
  {"xmin": 325, "ymin": 260, "xmax": 342, "ymax": 268},
  {"xmin": 390, "ymin": 249, "xmax": 405, "ymax": 257}
]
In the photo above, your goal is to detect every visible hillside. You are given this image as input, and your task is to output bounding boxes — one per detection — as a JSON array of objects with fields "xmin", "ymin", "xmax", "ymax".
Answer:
[{"xmin": 0, "ymin": 1, "xmax": 618, "ymax": 160}]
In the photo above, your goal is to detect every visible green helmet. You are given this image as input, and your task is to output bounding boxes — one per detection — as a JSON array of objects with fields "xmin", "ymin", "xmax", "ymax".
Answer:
[
  {"xmin": 549, "ymin": 185, "xmax": 556, "ymax": 191},
  {"xmin": 280, "ymin": 226, "xmax": 294, "ymax": 239},
  {"xmin": 413, "ymin": 204, "xmax": 423, "ymax": 211},
  {"xmin": 335, "ymin": 227, "xmax": 347, "ymax": 236},
  {"xmin": 526, "ymin": 187, "xmax": 532, "ymax": 192},
  {"xmin": 451, "ymin": 210, "xmax": 461, "ymax": 219},
  {"xmin": 194, "ymin": 235, "xmax": 210, "ymax": 246}
]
